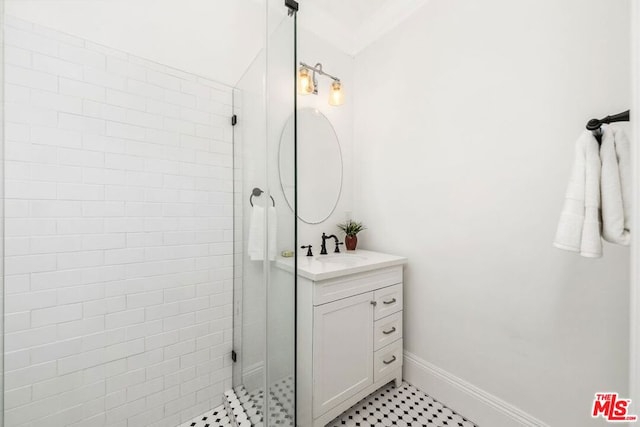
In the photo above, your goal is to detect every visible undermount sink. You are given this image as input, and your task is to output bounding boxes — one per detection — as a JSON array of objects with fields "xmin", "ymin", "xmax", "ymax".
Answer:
[
  {"xmin": 315, "ymin": 253, "xmax": 368, "ymax": 264},
  {"xmin": 275, "ymin": 249, "xmax": 407, "ymax": 281}
]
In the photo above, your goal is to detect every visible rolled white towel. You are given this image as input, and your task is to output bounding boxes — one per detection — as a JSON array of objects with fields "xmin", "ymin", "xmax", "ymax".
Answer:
[
  {"xmin": 580, "ymin": 132, "xmax": 602, "ymax": 257},
  {"xmin": 554, "ymin": 130, "xmax": 602, "ymax": 257},
  {"xmin": 600, "ymin": 125, "xmax": 631, "ymax": 245}
]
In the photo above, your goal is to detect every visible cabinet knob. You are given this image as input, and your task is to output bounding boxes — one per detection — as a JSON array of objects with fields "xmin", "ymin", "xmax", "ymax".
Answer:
[{"xmin": 370, "ymin": 301, "xmax": 377, "ymax": 306}]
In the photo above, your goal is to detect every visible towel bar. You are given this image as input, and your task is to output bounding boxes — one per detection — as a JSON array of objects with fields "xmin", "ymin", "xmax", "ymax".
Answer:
[
  {"xmin": 586, "ymin": 110, "xmax": 630, "ymax": 131},
  {"xmin": 586, "ymin": 109, "xmax": 630, "ymax": 144}
]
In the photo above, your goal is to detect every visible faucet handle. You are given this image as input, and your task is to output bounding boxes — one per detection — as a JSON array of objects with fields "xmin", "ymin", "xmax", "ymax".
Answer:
[
  {"xmin": 334, "ymin": 242, "xmax": 344, "ymax": 253},
  {"xmin": 301, "ymin": 245, "xmax": 313, "ymax": 257},
  {"xmin": 320, "ymin": 233, "xmax": 328, "ymax": 255}
]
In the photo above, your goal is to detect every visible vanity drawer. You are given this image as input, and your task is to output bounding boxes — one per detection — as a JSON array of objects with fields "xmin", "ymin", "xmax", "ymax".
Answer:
[
  {"xmin": 313, "ymin": 266, "xmax": 403, "ymax": 306},
  {"xmin": 373, "ymin": 284, "xmax": 403, "ymax": 320},
  {"xmin": 374, "ymin": 311, "xmax": 402, "ymax": 351},
  {"xmin": 374, "ymin": 339, "xmax": 403, "ymax": 382}
]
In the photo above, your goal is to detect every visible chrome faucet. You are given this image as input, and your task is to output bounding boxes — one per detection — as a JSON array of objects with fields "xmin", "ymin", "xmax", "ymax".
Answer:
[{"xmin": 320, "ymin": 232, "xmax": 343, "ymax": 255}]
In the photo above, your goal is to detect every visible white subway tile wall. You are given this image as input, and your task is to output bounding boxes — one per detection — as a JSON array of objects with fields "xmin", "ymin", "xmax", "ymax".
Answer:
[{"xmin": 4, "ymin": 15, "xmax": 236, "ymax": 427}]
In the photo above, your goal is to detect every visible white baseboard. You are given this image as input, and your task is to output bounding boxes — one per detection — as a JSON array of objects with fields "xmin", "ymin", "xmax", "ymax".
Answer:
[{"xmin": 403, "ymin": 351, "xmax": 549, "ymax": 427}]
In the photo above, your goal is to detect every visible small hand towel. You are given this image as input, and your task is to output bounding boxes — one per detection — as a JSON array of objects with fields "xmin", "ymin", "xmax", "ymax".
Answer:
[
  {"xmin": 267, "ymin": 206, "xmax": 277, "ymax": 260},
  {"xmin": 600, "ymin": 125, "xmax": 631, "ymax": 245},
  {"xmin": 247, "ymin": 205, "xmax": 278, "ymax": 261},
  {"xmin": 553, "ymin": 130, "xmax": 602, "ymax": 257}
]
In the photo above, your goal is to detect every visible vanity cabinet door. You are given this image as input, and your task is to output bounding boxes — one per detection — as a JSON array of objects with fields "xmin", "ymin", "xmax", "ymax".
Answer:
[{"xmin": 313, "ymin": 292, "xmax": 374, "ymax": 416}]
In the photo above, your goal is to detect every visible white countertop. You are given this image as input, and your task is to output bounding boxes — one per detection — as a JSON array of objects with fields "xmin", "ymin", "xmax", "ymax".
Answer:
[{"xmin": 275, "ymin": 249, "xmax": 407, "ymax": 281}]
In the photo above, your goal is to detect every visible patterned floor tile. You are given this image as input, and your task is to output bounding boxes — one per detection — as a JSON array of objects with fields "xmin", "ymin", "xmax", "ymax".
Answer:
[
  {"xmin": 178, "ymin": 406, "xmax": 231, "ymax": 427},
  {"xmin": 233, "ymin": 376, "xmax": 294, "ymax": 425},
  {"xmin": 178, "ymin": 381, "xmax": 475, "ymax": 427},
  {"xmin": 178, "ymin": 377, "xmax": 294, "ymax": 427},
  {"xmin": 327, "ymin": 382, "xmax": 477, "ymax": 427}
]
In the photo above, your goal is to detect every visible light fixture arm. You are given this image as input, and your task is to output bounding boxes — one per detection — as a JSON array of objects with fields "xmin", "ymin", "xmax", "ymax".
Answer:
[{"xmin": 300, "ymin": 62, "xmax": 340, "ymax": 84}]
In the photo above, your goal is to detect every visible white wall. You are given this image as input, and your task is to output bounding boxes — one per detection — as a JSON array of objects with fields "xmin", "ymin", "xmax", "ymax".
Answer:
[
  {"xmin": 3, "ymin": 16, "xmax": 234, "ymax": 427},
  {"xmin": 294, "ymin": 26, "xmax": 355, "ymax": 249},
  {"xmin": 354, "ymin": 0, "xmax": 630, "ymax": 425}
]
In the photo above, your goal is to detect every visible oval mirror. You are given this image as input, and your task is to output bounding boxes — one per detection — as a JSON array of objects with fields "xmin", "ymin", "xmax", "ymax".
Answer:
[{"xmin": 279, "ymin": 108, "xmax": 343, "ymax": 224}]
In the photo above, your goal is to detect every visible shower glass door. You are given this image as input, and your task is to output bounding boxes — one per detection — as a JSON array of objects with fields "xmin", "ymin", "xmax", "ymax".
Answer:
[
  {"xmin": 266, "ymin": 3, "xmax": 297, "ymax": 425},
  {"xmin": 232, "ymin": 0, "xmax": 296, "ymax": 425}
]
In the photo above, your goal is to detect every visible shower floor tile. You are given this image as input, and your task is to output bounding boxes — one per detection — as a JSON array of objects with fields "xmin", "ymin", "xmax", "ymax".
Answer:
[
  {"xmin": 233, "ymin": 377, "xmax": 294, "ymax": 425},
  {"xmin": 178, "ymin": 376, "xmax": 293, "ymax": 427},
  {"xmin": 327, "ymin": 382, "xmax": 477, "ymax": 427},
  {"xmin": 178, "ymin": 406, "xmax": 231, "ymax": 427}
]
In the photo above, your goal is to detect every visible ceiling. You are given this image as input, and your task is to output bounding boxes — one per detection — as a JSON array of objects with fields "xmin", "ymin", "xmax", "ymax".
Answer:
[
  {"xmin": 4, "ymin": 0, "xmax": 430, "ymax": 84},
  {"xmin": 302, "ymin": 0, "xmax": 392, "ymax": 29},
  {"xmin": 298, "ymin": 0, "xmax": 431, "ymax": 56}
]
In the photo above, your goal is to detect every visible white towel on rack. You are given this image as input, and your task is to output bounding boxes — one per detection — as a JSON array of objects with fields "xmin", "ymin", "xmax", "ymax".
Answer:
[
  {"xmin": 247, "ymin": 205, "xmax": 278, "ymax": 261},
  {"xmin": 553, "ymin": 130, "xmax": 602, "ymax": 257},
  {"xmin": 600, "ymin": 125, "xmax": 631, "ymax": 245}
]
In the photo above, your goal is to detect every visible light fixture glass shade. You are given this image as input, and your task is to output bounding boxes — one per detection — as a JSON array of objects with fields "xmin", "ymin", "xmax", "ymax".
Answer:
[
  {"xmin": 298, "ymin": 68, "xmax": 314, "ymax": 95},
  {"xmin": 329, "ymin": 81, "xmax": 344, "ymax": 106}
]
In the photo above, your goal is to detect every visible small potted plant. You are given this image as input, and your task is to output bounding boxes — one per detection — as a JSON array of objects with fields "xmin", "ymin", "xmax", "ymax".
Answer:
[{"xmin": 337, "ymin": 220, "xmax": 366, "ymax": 251}]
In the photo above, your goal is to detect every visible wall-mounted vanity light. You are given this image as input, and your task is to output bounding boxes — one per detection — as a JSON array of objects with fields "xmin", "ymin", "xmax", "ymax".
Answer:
[
  {"xmin": 298, "ymin": 67, "xmax": 314, "ymax": 95},
  {"xmin": 328, "ymin": 81, "xmax": 344, "ymax": 106},
  {"xmin": 298, "ymin": 62, "xmax": 344, "ymax": 106}
]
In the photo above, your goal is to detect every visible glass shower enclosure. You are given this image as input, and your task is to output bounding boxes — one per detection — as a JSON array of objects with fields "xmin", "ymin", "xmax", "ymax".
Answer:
[
  {"xmin": 0, "ymin": 0, "xmax": 297, "ymax": 426},
  {"xmin": 232, "ymin": 1, "xmax": 298, "ymax": 426}
]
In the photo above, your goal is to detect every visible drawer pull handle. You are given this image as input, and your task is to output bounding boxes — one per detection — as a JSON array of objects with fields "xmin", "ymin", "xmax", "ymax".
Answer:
[
  {"xmin": 383, "ymin": 298, "xmax": 397, "ymax": 305},
  {"xmin": 382, "ymin": 327, "xmax": 397, "ymax": 335},
  {"xmin": 383, "ymin": 355, "xmax": 397, "ymax": 365}
]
